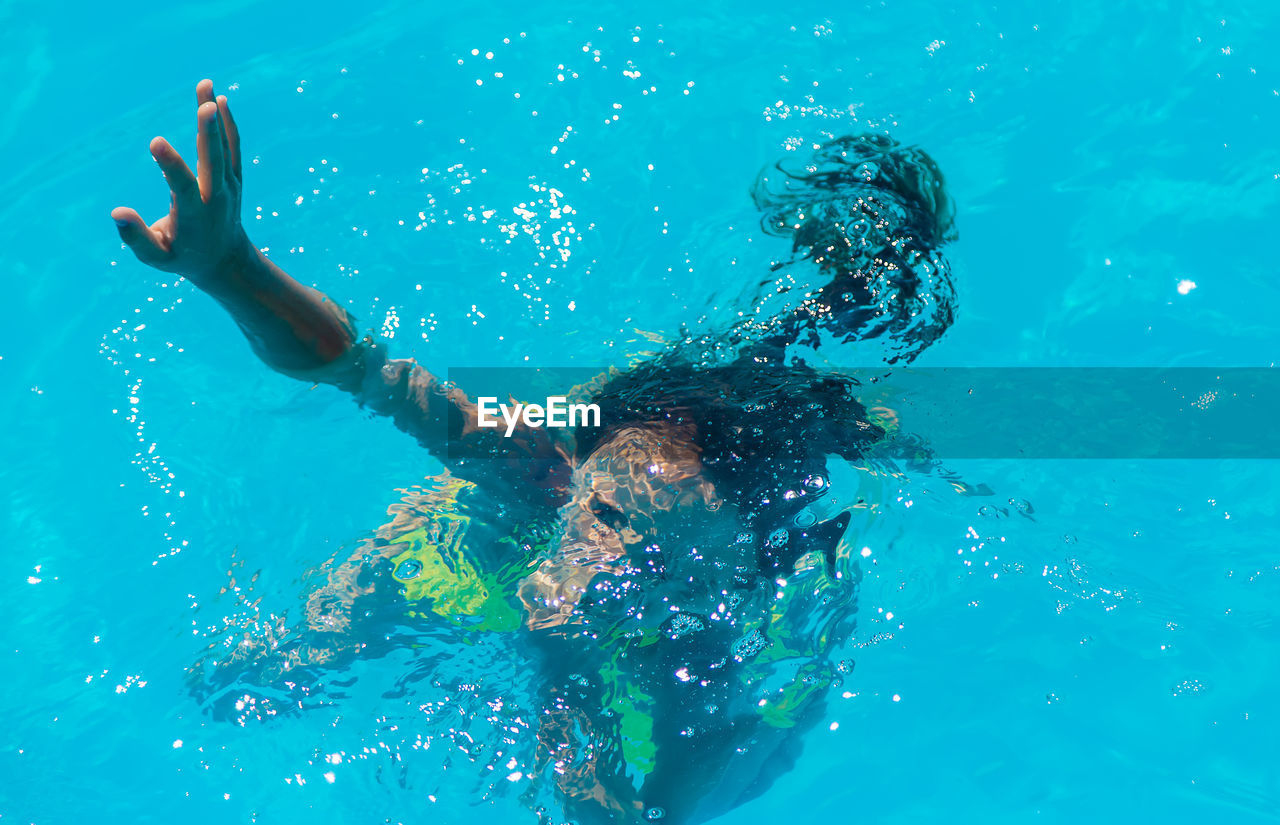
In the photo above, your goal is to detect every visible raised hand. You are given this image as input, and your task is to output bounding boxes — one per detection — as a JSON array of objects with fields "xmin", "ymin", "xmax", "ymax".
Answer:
[
  {"xmin": 111, "ymin": 79, "xmax": 355, "ymax": 370},
  {"xmin": 112, "ymin": 79, "xmax": 248, "ymax": 292}
]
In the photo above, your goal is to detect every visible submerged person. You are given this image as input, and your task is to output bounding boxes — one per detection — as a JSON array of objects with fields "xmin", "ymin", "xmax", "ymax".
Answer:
[{"xmin": 112, "ymin": 80, "xmax": 958, "ymax": 824}]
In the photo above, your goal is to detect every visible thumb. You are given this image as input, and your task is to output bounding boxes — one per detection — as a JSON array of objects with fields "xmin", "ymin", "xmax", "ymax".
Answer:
[{"xmin": 111, "ymin": 207, "xmax": 168, "ymax": 266}]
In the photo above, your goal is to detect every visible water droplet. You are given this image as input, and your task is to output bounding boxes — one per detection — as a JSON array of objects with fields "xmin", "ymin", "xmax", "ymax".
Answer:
[
  {"xmin": 793, "ymin": 509, "xmax": 817, "ymax": 527},
  {"xmin": 393, "ymin": 559, "xmax": 423, "ymax": 580},
  {"xmin": 803, "ymin": 473, "xmax": 828, "ymax": 491},
  {"xmin": 766, "ymin": 528, "xmax": 789, "ymax": 548},
  {"xmin": 666, "ymin": 613, "xmax": 705, "ymax": 639},
  {"xmin": 733, "ymin": 628, "xmax": 769, "ymax": 660},
  {"xmin": 1172, "ymin": 678, "xmax": 1208, "ymax": 696}
]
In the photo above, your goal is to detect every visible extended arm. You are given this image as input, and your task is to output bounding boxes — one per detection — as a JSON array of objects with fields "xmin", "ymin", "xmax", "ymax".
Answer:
[
  {"xmin": 113, "ymin": 81, "xmax": 570, "ymax": 505},
  {"xmin": 112, "ymin": 80, "xmax": 356, "ymax": 373}
]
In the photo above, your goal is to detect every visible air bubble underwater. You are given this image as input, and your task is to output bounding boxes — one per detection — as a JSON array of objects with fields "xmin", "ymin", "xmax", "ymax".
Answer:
[{"xmin": 394, "ymin": 558, "xmax": 424, "ymax": 579}]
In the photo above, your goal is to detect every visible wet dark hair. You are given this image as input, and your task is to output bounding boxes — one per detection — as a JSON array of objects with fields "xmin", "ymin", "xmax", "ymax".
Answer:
[
  {"xmin": 749, "ymin": 133, "xmax": 958, "ymax": 363},
  {"xmin": 579, "ymin": 134, "xmax": 954, "ymax": 543},
  {"xmin": 581, "ymin": 358, "xmax": 882, "ymax": 539},
  {"xmin": 752, "ymin": 133, "xmax": 956, "ymax": 246}
]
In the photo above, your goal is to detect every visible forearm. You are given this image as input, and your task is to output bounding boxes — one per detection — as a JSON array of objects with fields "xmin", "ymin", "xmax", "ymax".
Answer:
[{"xmin": 200, "ymin": 234, "xmax": 356, "ymax": 374}]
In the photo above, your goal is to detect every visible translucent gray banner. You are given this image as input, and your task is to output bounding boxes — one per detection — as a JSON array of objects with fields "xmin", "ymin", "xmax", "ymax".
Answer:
[{"xmin": 446, "ymin": 367, "xmax": 1280, "ymax": 459}]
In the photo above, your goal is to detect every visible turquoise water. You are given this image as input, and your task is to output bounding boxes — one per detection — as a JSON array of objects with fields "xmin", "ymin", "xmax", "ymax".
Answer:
[{"xmin": 3, "ymin": 1, "xmax": 1280, "ymax": 822}]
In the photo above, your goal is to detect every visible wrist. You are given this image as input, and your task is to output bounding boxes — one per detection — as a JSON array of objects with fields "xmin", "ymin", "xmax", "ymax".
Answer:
[
  {"xmin": 207, "ymin": 227, "xmax": 257, "ymax": 278},
  {"xmin": 218, "ymin": 228, "xmax": 259, "ymax": 274},
  {"xmin": 195, "ymin": 232, "xmax": 273, "ymax": 303}
]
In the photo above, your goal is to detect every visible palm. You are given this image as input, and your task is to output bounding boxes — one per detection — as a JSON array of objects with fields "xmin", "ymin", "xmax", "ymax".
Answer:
[{"xmin": 112, "ymin": 79, "xmax": 245, "ymax": 284}]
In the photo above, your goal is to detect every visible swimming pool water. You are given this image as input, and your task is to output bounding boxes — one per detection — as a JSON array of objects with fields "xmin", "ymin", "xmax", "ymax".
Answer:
[{"xmin": 3, "ymin": 0, "xmax": 1279, "ymax": 822}]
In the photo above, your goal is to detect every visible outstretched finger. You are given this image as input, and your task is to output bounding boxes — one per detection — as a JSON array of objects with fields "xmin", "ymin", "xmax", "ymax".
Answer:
[
  {"xmin": 196, "ymin": 100, "xmax": 225, "ymax": 202},
  {"xmin": 214, "ymin": 96, "xmax": 232, "ymax": 184},
  {"xmin": 216, "ymin": 95, "xmax": 241, "ymax": 182},
  {"xmin": 150, "ymin": 136, "xmax": 199, "ymax": 207},
  {"xmin": 198, "ymin": 80, "xmax": 234, "ymax": 185},
  {"xmin": 111, "ymin": 207, "xmax": 169, "ymax": 265}
]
